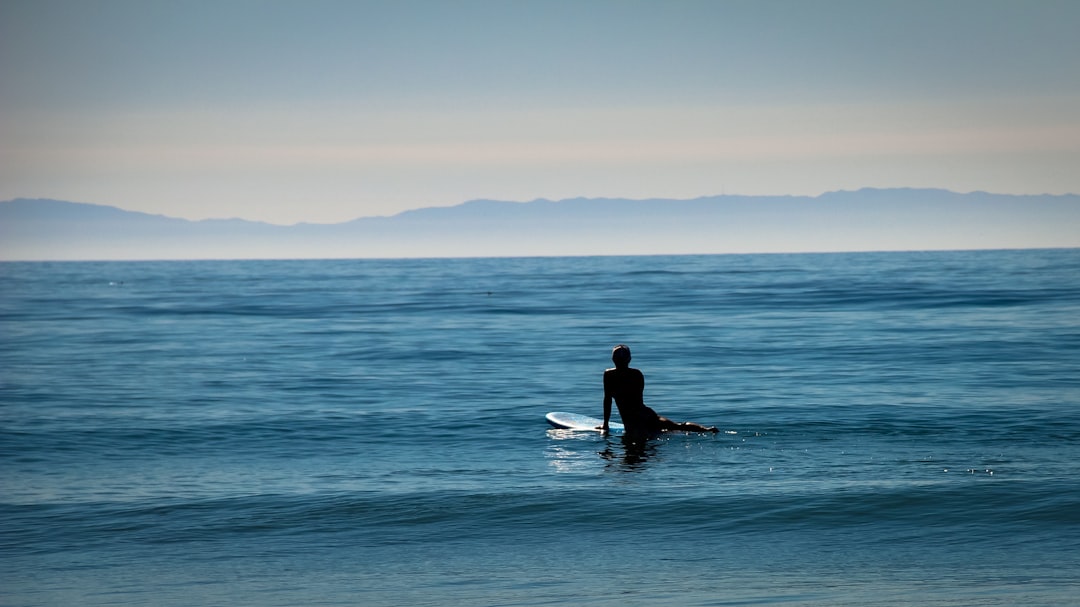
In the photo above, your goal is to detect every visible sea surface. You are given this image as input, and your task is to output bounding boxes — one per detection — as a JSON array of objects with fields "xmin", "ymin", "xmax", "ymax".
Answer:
[{"xmin": 2, "ymin": 249, "xmax": 1079, "ymax": 606}]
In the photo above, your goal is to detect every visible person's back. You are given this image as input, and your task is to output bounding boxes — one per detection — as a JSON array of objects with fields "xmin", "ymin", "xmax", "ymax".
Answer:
[
  {"xmin": 603, "ymin": 345, "xmax": 664, "ymax": 435},
  {"xmin": 603, "ymin": 366, "xmax": 650, "ymax": 428}
]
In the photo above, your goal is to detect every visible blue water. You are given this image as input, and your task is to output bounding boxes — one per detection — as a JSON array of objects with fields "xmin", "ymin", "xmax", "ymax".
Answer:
[{"xmin": 2, "ymin": 249, "xmax": 1079, "ymax": 606}]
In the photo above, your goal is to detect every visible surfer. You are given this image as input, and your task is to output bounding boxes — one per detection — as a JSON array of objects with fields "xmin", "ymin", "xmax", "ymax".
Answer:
[{"xmin": 602, "ymin": 344, "xmax": 719, "ymax": 437}]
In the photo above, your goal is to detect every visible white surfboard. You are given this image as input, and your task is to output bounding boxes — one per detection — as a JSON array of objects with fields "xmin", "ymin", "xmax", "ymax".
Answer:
[{"xmin": 546, "ymin": 411, "xmax": 624, "ymax": 433}]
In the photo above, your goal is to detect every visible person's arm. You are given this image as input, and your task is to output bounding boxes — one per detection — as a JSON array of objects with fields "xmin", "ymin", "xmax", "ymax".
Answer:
[{"xmin": 601, "ymin": 371, "xmax": 612, "ymax": 433}]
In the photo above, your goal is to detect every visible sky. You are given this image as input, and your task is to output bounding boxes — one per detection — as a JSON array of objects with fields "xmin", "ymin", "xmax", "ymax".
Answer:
[{"xmin": 1, "ymin": 0, "xmax": 1078, "ymax": 225}]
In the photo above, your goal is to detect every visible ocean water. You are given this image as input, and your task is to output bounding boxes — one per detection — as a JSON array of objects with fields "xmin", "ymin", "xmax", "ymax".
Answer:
[{"xmin": 2, "ymin": 249, "xmax": 1079, "ymax": 607}]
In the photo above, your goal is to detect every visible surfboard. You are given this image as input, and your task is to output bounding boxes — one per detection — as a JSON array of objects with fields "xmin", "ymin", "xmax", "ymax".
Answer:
[{"xmin": 546, "ymin": 411, "xmax": 624, "ymax": 433}]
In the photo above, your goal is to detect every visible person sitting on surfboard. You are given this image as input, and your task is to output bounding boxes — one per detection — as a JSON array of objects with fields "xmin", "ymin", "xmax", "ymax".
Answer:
[{"xmin": 602, "ymin": 344, "xmax": 719, "ymax": 437}]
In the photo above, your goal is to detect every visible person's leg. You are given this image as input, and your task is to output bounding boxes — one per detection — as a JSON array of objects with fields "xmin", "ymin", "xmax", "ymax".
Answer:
[
  {"xmin": 677, "ymin": 421, "xmax": 720, "ymax": 433},
  {"xmin": 657, "ymin": 416, "xmax": 719, "ymax": 433}
]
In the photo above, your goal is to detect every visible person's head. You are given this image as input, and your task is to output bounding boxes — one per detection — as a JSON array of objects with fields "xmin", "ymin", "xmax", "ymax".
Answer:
[{"xmin": 611, "ymin": 344, "xmax": 631, "ymax": 368}]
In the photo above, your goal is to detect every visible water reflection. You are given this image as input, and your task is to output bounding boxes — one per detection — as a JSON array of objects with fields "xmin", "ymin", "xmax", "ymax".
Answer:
[
  {"xmin": 544, "ymin": 429, "xmax": 597, "ymax": 473},
  {"xmin": 599, "ymin": 435, "xmax": 658, "ymax": 471},
  {"xmin": 546, "ymin": 429, "xmax": 661, "ymax": 472}
]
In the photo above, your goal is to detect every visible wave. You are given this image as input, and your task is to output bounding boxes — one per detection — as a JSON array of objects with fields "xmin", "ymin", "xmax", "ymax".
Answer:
[{"xmin": 5, "ymin": 477, "xmax": 1077, "ymax": 559}]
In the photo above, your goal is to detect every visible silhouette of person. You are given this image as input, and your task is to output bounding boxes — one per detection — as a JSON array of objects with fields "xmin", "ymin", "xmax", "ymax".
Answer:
[{"xmin": 602, "ymin": 344, "xmax": 718, "ymax": 437}]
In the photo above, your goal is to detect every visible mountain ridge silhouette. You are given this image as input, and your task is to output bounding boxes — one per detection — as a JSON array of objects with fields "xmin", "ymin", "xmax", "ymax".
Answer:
[{"xmin": 3, "ymin": 189, "xmax": 1077, "ymax": 260}]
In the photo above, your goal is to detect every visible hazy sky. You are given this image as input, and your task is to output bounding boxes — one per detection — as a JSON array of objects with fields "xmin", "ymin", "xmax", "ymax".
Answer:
[{"xmin": 2, "ymin": 0, "xmax": 1078, "ymax": 225}]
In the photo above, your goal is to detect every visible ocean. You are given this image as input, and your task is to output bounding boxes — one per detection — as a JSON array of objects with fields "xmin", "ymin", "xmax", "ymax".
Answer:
[{"xmin": 2, "ymin": 249, "xmax": 1079, "ymax": 606}]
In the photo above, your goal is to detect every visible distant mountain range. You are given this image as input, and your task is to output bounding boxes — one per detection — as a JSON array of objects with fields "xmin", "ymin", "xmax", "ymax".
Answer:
[{"xmin": 2, "ymin": 189, "xmax": 1079, "ymax": 260}]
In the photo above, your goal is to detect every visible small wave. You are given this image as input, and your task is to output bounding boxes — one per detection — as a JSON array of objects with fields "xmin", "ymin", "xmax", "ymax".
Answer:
[{"xmin": 6, "ymin": 477, "xmax": 1075, "ymax": 558}]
